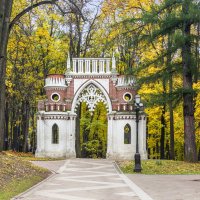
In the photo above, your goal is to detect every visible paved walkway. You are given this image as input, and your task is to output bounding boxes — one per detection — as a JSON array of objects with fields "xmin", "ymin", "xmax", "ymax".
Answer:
[
  {"xmin": 13, "ymin": 159, "xmax": 200, "ymax": 200},
  {"xmin": 13, "ymin": 159, "xmax": 153, "ymax": 200},
  {"xmin": 127, "ymin": 174, "xmax": 200, "ymax": 200}
]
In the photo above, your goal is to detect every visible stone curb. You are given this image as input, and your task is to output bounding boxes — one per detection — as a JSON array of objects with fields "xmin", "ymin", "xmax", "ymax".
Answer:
[
  {"xmin": 113, "ymin": 161, "xmax": 123, "ymax": 174},
  {"xmin": 11, "ymin": 170, "xmax": 56, "ymax": 200},
  {"xmin": 113, "ymin": 161, "xmax": 154, "ymax": 200}
]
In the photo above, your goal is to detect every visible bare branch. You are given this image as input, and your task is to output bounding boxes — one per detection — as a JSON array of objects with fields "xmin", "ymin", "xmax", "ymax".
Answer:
[
  {"xmin": 9, "ymin": 0, "xmax": 58, "ymax": 31},
  {"xmin": 64, "ymin": 0, "xmax": 86, "ymax": 21},
  {"xmin": 9, "ymin": 0, "xmax": 85, "ymax": 32},
  {"xmin": 83, "ymin": 9, "xmax": 100, "ymax": 56}
]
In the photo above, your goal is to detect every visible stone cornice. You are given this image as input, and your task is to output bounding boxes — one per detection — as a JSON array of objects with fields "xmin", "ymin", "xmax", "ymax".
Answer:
[
  {"xmin": 37, "ymin": 111, "xmax": 77, "ymax": 120},
  {"xmin": 44, "ymin": 87, "xmax": 67, "ymax": 91},
  {"xmin": 66, "ymin": 74, "xmax": 113, "ymax": 79}
]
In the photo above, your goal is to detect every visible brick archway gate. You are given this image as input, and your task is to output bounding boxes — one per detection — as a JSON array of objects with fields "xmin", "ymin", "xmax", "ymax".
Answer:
[
  {"xmin": 72, "ymin": 80, "xmax": 111, "ymax": 158},
  {"xmin": 36, "ymin": 55, "xmax": 147, "ymax": 159}
]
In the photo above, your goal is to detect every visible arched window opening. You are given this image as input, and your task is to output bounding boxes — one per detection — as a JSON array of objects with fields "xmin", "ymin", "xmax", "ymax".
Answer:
[
  {"xmin": 52, "ymin": 124, "xmax": 59, "ymax": 144},
  {"xmin": 124, "ymin": 124, "xmax": 131, "ymax": 144}
]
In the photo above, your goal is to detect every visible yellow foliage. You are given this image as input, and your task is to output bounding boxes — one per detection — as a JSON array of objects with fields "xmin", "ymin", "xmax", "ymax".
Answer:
[{"xmin": 194, "ymin": 81, "xmax": 200, "ymax": 148}]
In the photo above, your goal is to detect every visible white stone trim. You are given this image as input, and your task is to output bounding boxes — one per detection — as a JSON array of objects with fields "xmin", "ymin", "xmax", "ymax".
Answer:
[
  {"xmin": 116, "ymin": 76, "xmax": 135, "ymax": 87},
  {"xmin": 44, "ymin": 77, "xmax": 67, "ymax": 88}
]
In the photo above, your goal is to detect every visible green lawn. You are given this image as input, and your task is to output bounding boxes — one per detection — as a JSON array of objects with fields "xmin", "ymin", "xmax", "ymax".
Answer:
[
  {"xmin": 4, "ymin": 151, "xmax": 65, "ymax": 161},
  {"xmin": 0, "ymin": 176, "xmax": 46, "ymax": 200},
  {"xmin": 118, "ymin": 160, "xmax": 200, "ymax": 175},
  {"xmin": 0, "ymin": 152, "xmax": 51, "ymax": 200}
]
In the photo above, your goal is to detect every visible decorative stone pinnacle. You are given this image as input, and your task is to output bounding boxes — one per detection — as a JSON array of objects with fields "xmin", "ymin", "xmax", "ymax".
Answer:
[
  {"xmin": 67, "ymin": 52, "xmax": 71, "ymax": 71},
  {"xmin": 111, "ymin": 53, "xmax": 117, "ymax": 74},
  {"xmin": 112, "ymin": 53, "xmax": 116, "ymax": 69}
]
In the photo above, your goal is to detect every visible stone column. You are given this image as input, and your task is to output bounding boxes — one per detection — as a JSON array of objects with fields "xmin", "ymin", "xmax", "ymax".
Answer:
[
  {"xmin": 111, "ymin": 54, "xmax": 117, "ymax": 73},
  {"xmin": 73, "ymin": 59, "xmax": 76, "ymax": 73},
  {"xmin": 107, "ymin": 114, "xmax": 114, "ymax": 157},
  {"xmin": 67, "ymin": 53, "xmax": 71, "ymax": 72},
  {"xmin": 78, "ymin": 59, "xmax": 84, "ymax": 73},
  {"xmin": 85, "ymin": 59, "xmax": 91, "ymax": 73},
  {"xmin": 66, "ymin": 113, "xmax": 76, "ymax": 158},
  {"xmin": 92, "ymin": 60, "xmax": 98, "ymax": 73},
  {"xmin": 36, "ymin": 112, "xmax": 45, "ymax": 157},
  {"xmin": 99, "ymin": 60, "xmax": 105, "ymax": 73},
  {"xmin": 106, "ymin": 59, "xmax": 110, "ymax": 73}
]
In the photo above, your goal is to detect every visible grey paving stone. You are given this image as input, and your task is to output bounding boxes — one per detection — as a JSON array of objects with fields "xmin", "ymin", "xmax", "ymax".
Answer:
[
  {"xmin": 13, "ymin": 159, "xmax": 153, "ymax": 200},
  {"xmin": 126, "ymin": 174, "xmax": 200, "ymax": 200}
]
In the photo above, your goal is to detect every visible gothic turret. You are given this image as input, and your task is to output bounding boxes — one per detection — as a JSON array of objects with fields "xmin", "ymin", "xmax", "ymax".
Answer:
[{"xmin": 44, "ymin": 74, "xmax": 67, "ymax": 112}]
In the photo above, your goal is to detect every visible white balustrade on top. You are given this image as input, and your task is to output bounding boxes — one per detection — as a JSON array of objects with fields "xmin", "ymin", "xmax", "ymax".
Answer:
[{"xmin": 67, "ymin": 57, "xmax": 116, "ymax": 74}]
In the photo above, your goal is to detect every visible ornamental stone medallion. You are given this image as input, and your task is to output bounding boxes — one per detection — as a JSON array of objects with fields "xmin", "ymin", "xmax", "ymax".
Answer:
[{"xmin": 75, "ymin": 84, "xmax": 109, "ymax": 112}]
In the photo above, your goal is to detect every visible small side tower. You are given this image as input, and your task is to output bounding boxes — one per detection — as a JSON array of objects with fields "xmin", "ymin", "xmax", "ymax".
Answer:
[
  {"xmin": 36, "ymin": 74, "xmax": 76, "ymax": 158},
  {"xmin": 107, "ymin": 76, "xmax": 147, "ymax": 159}
]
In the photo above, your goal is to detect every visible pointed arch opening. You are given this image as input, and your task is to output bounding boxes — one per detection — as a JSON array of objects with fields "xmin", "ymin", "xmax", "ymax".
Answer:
[
  {"xmin": 52, "ymin": 124, "xmax": 59, "ymax": 144},
  {"xmin": 71, "ymin": 80, "xmax": 112, "ymax": 114},
  {"xmin": 75, "ymin": 101, "xmax": 108, "ymax": 159},
  {"xmin": 124, "ymin": 124, "xmax": 131, "ymax": 144},
  {"xmin": 72, "ymin": 80, "xmax": 111, "ymax": 158}
]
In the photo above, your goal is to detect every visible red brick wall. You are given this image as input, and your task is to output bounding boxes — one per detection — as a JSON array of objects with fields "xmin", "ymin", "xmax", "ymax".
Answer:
[
  {"xmin": 46, "ymin": 89, "xmax": 66, "ymax": 103},
  {"xmin": 40, "ymin": 74, "xmax": 137, "ymax": 112}
]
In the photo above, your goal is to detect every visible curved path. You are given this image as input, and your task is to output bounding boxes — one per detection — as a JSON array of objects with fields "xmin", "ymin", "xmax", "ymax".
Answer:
[{"xmin": 13, "ymin": 159, "xmax": 153, "ymax": 200}]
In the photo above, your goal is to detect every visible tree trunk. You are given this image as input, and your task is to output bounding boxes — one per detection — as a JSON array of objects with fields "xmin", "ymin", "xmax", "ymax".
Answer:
[
  {"xmin": 75, "ymin": 104, "xmax": 81, "ymax": 158},
  {"xmin": 167, "ymin": 33, "xmax": 175, "ymax": 160},
  {"xmin": 13, "ymin": 108, "xmax": 20, "ymax": 152},
  {"xmin": 76, "ymin": 15, "xmax": 82, "ymax": 57},
  {"xmin": 182, "ymin": 0, "xmax": 197, "ymax": 162},
  {"xmin": 146, "ymin": 116, "xmax": 150, "ymax": 158},
  {"xmin": 4, "ymin": 101, "xmax": 9, "ymax": 150},
  {"xmin": 0, "ymin": 0, "xmax": 60, "ymax": 152},
  {"xmin": 31, "ymin": 109, "xmax": 36, "ymax": 153},
  {"xmin": 10, "ymin": 98, "xmax": 15, "ymax": 150},
  {"xmin": 0, "ymin": 0, "xmax": 13, "ymax": 151},
  {"xmin": 160, "ymin": 67, "xmax": 166, "ymax": 159},
  {"xmin": 160, "ymin": 105, "xmax": 166, "ymax": 159},
  {"xmin": 169, "ymin": 87, "xmax": 175, "ymax": 160},
  {"xmin": 22, "ymin": 100, "xmax": 30, "ymax": 152},
  {"xmin": 10, "ymin": 107, "xmax": 13, "ymax": 150},
  {"xmin": 194, "ymin": 23, "xmax": 199, "ymax": 83}
]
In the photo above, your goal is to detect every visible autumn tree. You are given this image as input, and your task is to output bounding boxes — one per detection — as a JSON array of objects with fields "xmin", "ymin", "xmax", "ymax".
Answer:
[
  {"xmin": 65, "ymin": 0, "xmax": 101, "ymax": 57},
  {"xmin": 98, "ymin": 0, "xmax": 200, "ymax": 161},
  {"xmin": 0, "ymin": 0, "xmax": 13, "ymax": 151},
  {"xmin": 0, "ymin": 0, "xmax": 85, "ymax": 151},
  {"xmin": 135, "ymin": 0, "xmax": 199, "ymax": 162},
  {"xmin": 79, "ymin": 102, "xmax": 107, "ymax": 158}
]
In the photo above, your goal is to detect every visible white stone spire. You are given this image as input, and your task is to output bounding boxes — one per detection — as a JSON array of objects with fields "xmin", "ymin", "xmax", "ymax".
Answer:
[
  {"xmin": 112, "ymin": 53, "xmax": 116, "ymax": 70},
  {"xmin": 111, "ymin": 53, "xmax": 117, "ymax": 74},
  {"xmin": 67, "ymin": 52, "xmax": 71, "ymax": 71}
]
